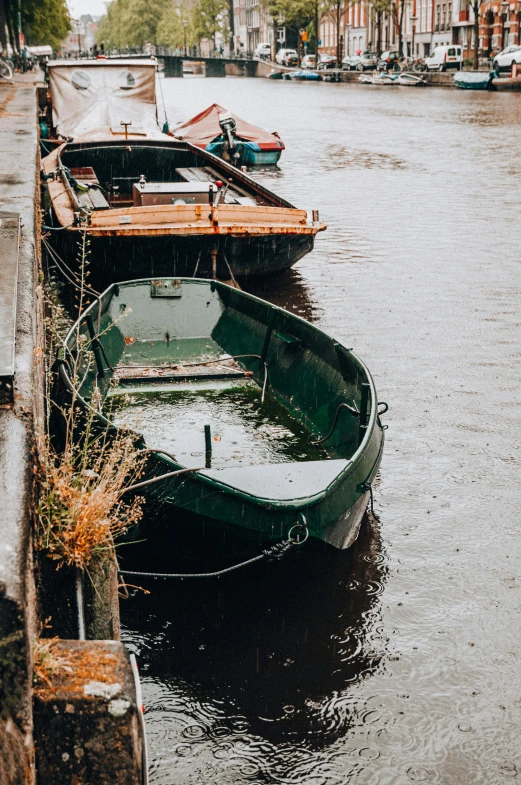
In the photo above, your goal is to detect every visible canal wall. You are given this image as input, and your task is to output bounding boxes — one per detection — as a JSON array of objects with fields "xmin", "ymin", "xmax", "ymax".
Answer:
[
  {"xmin": 0, "ymin": 71, "xmax": 42, "ymax": 785},
  {"xmin": 253, "ymin": 59, "xmax": 458, "ymax": 86},
  {"xmin": 0, "ymin": 72, "xmax": 144, "ymax": 785}
]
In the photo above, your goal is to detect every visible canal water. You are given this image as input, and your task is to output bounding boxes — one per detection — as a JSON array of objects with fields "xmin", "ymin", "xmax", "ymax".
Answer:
[{"xmin": 120, "ymin": 78, "xmax": 521, "ymax": 784}]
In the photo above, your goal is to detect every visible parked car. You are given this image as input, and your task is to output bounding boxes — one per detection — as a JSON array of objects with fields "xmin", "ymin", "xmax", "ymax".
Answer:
[
  {"xmin": 276, "ymin": 48, "xmax": 298, "ymax": 66},
  {"xmin": 360, "ymin": 51, "xmax": 378, "ymax": 70},
  {"xmin": 254, "ymin": 42, "xmax": 271, "ymax": 60},
  {"xmin": 342, "ymin": 54, "xmax": 362, "ymax": 71},
  {"xmin": 342, "ymin": 51, "xmax": 378, "ymax": 71},
  {"xmin": 425, "ymin": 45, "xmax": 463, "ymax": 71},
  {"xmin": 317, "ymin": 53, "xmax": 337, "ymax": 70},
  {"xmin": 493, "ymin": 44, "xmax": 521, "ymax": 71},
  {"xmin": 301, "ymin": 54, "xmax": 317, "ymax": 69},
  {"xmin": 378, "ymin": 50, "xmax": 401, "ymax": 71}
]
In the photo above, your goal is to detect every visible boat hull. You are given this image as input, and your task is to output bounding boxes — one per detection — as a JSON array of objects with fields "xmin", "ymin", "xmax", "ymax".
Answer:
[
  {"xmin": 205, "ymin": 140, "xmax": 283, "ymax": 166},
  {"xmin": 57, "ymin": 278, "xmax": 386, "ymax": 550},
  {"xmin": 42, "ymin": 138, "xmax": 322, "ymax": 283},
  {"xmin": 47, "ymin": 227, "xmax": 314, "ymax": 290},
  {"xmin": 453, "ymin": 72, "xmax": 492, "ymax": 90},
  {"xmin": 138, "ymin": 426, "xmax": 383, "ymax": 549}
]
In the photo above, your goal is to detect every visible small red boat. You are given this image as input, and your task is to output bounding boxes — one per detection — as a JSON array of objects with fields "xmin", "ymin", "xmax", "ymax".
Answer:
[{"xmin": 170, "ymin": 103, "xmax": 285, "ymax": 166}]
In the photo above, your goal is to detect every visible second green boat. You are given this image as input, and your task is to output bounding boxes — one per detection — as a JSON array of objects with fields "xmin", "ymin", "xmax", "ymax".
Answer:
[{"xmin": 58, "ymin": 278, "xmax": 386, "ymax": 549}]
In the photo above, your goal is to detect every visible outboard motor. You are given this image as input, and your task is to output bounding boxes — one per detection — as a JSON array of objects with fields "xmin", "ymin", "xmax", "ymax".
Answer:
[{"xmin": 218, "ymin": 111, "xmax": 241, "ymax": 165}]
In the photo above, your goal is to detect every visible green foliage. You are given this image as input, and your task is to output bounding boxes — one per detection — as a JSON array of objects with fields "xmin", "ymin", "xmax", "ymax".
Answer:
[
  {"xmin": 268, "ymin": 0, "xmax": 316, "ymax": 32},
  {"xmin": 156, "ymin": 3, "xmax": 196, "ymax": 48},
  {"xmin": 96, "ymin": 0, "xmax": 173, "ymax": 48},
  {"xmin": 4, "ymin": 0, "xmax": 71, "ymax": 50},
  {"xmin": 193, "ymin": 0, "xmax": 229, "ymax": 43}
]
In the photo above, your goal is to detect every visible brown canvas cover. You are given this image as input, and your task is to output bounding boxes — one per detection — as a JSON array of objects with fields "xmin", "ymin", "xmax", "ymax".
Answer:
[
  {"xmin": 172, "ymin": 103, "xmax": 285, "ymax": 149},
  {"xmin": 48, "ymin": 59, "xmax": 158, "ymax": 139}
]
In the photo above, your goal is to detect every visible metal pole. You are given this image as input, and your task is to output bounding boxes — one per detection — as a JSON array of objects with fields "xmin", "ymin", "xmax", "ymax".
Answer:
[
  {"xmin": 17, "ymin": 0, "xmax": 22, "ymax": 53},
  {"xmin": 204, "ymin": 424, "xmax": 212, "ymax": 468},
  {"xmin": 358, "ymin": 382, "xmax": 370, "ymax": 444}
]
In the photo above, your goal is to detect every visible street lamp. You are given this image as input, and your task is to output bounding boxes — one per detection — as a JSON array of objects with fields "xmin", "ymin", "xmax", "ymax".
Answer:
[{"xmin": 183, "ymin": 19, "xmax": 188, "ymax": 56}]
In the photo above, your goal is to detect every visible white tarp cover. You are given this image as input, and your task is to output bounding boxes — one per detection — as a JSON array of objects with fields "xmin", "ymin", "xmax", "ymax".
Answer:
[{"xmin": 48, "ymin": 60, "xmax": 158, "ymax": 139}]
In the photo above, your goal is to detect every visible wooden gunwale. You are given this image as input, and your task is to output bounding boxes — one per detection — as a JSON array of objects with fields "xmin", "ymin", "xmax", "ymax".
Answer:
[{"xmin": 42, "ymin": 140, "xmax": 326, "ymax": 237}]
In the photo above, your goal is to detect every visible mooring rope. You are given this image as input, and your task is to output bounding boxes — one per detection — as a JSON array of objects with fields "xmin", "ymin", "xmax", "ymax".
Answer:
[
  {"xmin": 311, "ymin": 402, "xmax": 360, "ymax": 445},
  {"xmin": 359, "ymin": 481, "xmax": 379, "ymax": 521},
  {"xmin": 118, "ymin": 518, "xmax": 309, "ymax": 579}
]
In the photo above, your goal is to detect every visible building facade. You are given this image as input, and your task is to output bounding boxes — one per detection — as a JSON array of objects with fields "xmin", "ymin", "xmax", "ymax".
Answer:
[
  {"xmin": 479, "ymin": 0, "xmax": 521, "ymax": 54},
  {"xmin": 233, "ymin": 0, "xmax": 248, "ymax": 53},
  {"xmin": 315, "ymin": 0, "xmax": 521, "ymax": 62}
]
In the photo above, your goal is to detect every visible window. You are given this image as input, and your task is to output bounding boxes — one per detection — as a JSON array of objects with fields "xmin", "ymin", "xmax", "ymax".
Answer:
[
  {"xmin": 117, "ymin": 71, "xmax": 136, "ymax": 90},
  {"xmin": 71, "ymin": 70, "xmax": 91, "ymax": 90}
]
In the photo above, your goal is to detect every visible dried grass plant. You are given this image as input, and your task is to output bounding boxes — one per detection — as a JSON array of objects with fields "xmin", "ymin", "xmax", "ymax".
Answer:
[
  {"xmin": 37, "ymin": 232, "xmax": 145, "ymax": 572},
  {"xmin": 33, "ymin": 636, "xmax": 72, "ymax": 688}
]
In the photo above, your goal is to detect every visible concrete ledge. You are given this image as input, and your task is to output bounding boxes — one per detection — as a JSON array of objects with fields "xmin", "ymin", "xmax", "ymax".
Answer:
[
  {"xmin": 0, "ymin": 72, "xmax": 43, "ymax": 785},
  {"xmin": 33, "ymin": 640, "xmax": 143, "ymax": 785}
]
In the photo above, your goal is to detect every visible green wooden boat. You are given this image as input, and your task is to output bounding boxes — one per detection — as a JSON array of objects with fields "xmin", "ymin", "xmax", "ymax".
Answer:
[{"xmin": 58, "ymin": 278, "xmax": 386, "ymax": 549}]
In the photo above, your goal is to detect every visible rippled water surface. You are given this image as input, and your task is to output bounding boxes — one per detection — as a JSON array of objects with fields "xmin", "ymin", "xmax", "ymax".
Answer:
[{"xmin": 120, "ymin": 77, "xmax": 521, "ymax": 784}]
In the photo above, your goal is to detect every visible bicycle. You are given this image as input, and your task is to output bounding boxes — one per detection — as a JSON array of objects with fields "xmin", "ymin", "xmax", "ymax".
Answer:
[{"xmin": 0, "ymin": 57, "xmax": 13, "ymax": 80}]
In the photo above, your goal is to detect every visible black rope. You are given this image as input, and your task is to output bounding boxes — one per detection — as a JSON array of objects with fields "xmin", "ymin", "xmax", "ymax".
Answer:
[
  {"xmin": 360, "ymin": 481, "xmax": 380, "ymax": 521},
  {"xmin": 312, "ymin": 402, "xmax": 360, "ymax": 445},
  {"xmin": 118, "ymin": 524, "xmax": 308, "ymax": 579},
  {"xmin": 42, "ymin": 222, "xmax": 76, "ymax": 231}
]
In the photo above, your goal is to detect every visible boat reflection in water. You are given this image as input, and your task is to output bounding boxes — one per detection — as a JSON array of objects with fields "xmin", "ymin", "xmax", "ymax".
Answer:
[{"xmin": 120, "ymin": 513, "xmax": 388, "ymax": 781}]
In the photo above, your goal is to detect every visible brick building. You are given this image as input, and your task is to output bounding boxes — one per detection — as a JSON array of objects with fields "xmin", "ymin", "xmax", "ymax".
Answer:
[{"xmin": 479, "ymin": 0, "xmax": 521, "ymax": 54}]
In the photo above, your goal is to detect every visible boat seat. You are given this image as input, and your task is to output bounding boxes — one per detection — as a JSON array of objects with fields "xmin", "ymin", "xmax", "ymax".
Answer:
[
  {"xmin": 199, "ymin": 459, "xmax": 348, "ymax": 502},
  {"xmin": 69, "ymin": 166, "xmax": 98, "ymax": 184},
  {"xmin": 77, "ymin": 187, "xmax": 110, "ymax": 211},
  {"xmin": 114, "ymin": 364, "xmax": 252, "ymax": 383}
]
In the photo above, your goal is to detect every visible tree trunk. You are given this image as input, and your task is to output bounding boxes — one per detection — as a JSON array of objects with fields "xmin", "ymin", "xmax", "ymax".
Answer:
[
  {"xmin": 397, "ymin": 0, "xmax": 405, "ymax": 56},
  {"xmin": 228, "ymin": 0, "xmax": 234, "ymax": 54},
  {"xmin": 336, "ymin": 2, "xmax": 341, "ymax": 66},
  {"xmin": 377, "ymin": 10, "xmax": 382, "ymax": 55},
  {"xmin": 473, "ymin": 1, "xmax": 479, "ymax": 70},
  {"xmin": 315, "ymin": 0, "xmax": 319, "ymax": 55}
]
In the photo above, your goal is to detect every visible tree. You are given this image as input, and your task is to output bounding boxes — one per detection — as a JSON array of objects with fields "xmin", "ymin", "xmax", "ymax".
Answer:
[
  {"xmin": 269, "ymin": 0, "xmax": 320, "ymax": 58},
  {"xmin": 192, "ymin": 0, "xmax": 229, "ymax": 49},
  {"xmin": 156, "ymin": 3, "xmax": 196, "ymax": 49},
  {"xmin": 96, "ymin": 0, "xmax": 172, "ymax": 48},
  {"xmin": 319, "ymin": 0, "xmax": 357, "ymax": 65},
  {"xmin": 470, "ymin": 0, "xmax": 479, "ymax": 70},
  {"xmin": 2, "ymin": 0, "xmax": 70, "ymax": 52}
]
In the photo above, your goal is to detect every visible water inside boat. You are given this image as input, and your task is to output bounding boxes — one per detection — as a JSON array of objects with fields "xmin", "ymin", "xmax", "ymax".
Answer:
[
  {"xmin": 109, "ymin": 379, "xmax": 328, "ymax": 468},
  {"xmin": 106, "ymin": 334, "xmax": 328, "ymax": 467}
]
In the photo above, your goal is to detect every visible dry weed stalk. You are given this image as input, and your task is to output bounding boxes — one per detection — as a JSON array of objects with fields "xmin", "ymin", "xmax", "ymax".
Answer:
[
  {"xmin": 33, "ymin": 637, "xmax": 73, "ymax": 688},
  {"xmin": 37, "ymin": 425, "xmax": 145, "ymax": 571},
  {"xmin": 37, "ymin": 232, "xmax": 146, "ymax": 572}
]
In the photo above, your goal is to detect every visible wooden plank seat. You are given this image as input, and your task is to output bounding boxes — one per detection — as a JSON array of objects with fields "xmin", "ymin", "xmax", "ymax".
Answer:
[
  {"xmin": 175, "ymin": 167, "xmax": 258, "ymax": 206},
  {"xmin": 113, "ymin": 360, "xmax": 253, "ymax": 384},
  {"xmin": 69, "ymin": 166, "xmax": 98, "ymax": 184},
  {"xmin": 77, "ymin": 187, "xmax": 111, "ymax": 211}
]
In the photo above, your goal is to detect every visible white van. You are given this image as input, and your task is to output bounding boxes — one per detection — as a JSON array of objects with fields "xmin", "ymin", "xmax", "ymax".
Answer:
[
  {"xmin": 425, "ymin": 45, "xmax": 463, "ymax": 71},
  {"xmin": 254, "ymin": 42, "xmax": 271, "ymax": 60}
]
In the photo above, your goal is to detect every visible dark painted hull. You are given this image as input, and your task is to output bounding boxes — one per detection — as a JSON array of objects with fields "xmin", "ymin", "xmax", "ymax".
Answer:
[{"xmin": 48, "ymin": 226, "xmax": 314, "ymax": 291}]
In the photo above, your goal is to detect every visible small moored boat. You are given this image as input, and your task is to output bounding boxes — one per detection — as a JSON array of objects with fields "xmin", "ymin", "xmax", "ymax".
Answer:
[
  {"xmin": 170, "ymin": 103, "xmax": 285, "ymax": 166},
  {"xmin": 288, "ymin": 70, "xmax": 321, "ymax": 81},
  {"xmin": 41, "ymin": 59, "xmax": 325, "ymax": 286},
  {"xmin": 396, "ymin": 73, "xmax": 427, "ymax": 86},
  {"xmin": 453, "ymin": 71, "xmax": 494, "ymax": 90},
  {"xmin": 58, "ymin": 278, "xmax": 386, "ymax": 550},
  {"xmin": 370, "ymin": 71, "xmax": 399, "ymax": 85}
]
